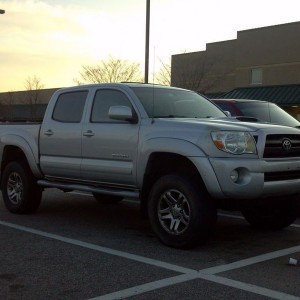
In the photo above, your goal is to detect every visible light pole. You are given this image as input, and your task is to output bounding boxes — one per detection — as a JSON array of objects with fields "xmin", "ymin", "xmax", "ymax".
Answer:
[
  {"xmin": 144, "ymin": 0, "xmax": 150, "ymax": 83},
  {"xmin": 0, "ymin": 9, "xmax": 5, "ymax": 14}
]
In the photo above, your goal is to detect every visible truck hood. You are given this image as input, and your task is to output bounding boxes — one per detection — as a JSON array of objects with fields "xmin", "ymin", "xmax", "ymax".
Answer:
[
  {"xmin": 141, "ymin": 116, "xmax": 300, "ymax": 159},
  {"xmin": 154, "ymin": 116, "xmax": 296, "ymax": 132}
]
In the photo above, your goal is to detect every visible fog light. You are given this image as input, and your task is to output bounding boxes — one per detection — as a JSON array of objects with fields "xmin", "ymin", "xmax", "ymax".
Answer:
[{"xmin": 230, "ymin": 169, "xmax": 239, "ymax": 182}]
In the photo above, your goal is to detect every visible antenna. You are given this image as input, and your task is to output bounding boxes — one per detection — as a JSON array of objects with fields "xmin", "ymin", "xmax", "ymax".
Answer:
[{"xmin": 267, "ymin": 100, "xmax": 271, "ymax": 122}]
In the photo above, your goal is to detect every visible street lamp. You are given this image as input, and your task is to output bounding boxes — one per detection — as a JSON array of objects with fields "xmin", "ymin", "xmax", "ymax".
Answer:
[
  {"xmin": 0, "ymin": 9, "xmax": 5, "ymax": 14},
  {"xmin": 144, "ymin": 0, "xmax": 150, "ymax": 83}
]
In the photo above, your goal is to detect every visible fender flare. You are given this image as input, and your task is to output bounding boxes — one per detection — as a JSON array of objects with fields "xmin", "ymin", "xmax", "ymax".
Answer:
[
  {"xmin": 0, "ymin": 134, "xmax": 43, "ymax": 178},
  {"xmin": 137, "ymin": 137, "xmax": 206, "ymax": 186}
]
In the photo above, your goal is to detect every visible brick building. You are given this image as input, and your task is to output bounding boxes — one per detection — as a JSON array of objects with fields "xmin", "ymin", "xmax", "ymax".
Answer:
[
  {"xmin": 171, "ymin": 21, "xmax": 300, "ymax": 118},
  {"xmin": 0, "ymin": 88, "xmax": 59, "ymax": 121},
  {"xmin": 1, "ymin": 21, "xmax": 300, "ymax": 120}
]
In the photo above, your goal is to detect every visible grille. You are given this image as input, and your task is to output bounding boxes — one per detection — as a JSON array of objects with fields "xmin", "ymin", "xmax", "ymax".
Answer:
[{"xmin": 263, "ymin": 134, "xmax": 300, "ymax": 158}]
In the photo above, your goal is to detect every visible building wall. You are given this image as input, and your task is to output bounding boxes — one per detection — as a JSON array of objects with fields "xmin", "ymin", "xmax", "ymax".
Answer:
[
  {"xmin": 236, "ymin": 22, "xmax": 300, "ymax": 67},
  {"xmin": 0, "ymin": 88, "xmax": 59, "ymax": 120},
  {"xmin": 203, "ymin": 40, "xmax": 236, "ymax": 92},
  {"xmin": 0, "ymin": 88, "xmax": 59, "ymax": 105},
  {"xmin": 236, "ymin": 22, "xmax": 300, "ymax": 87},
  {"xmin": 171, "ymin": 21, "xmax": 300, "ymax": 94}
]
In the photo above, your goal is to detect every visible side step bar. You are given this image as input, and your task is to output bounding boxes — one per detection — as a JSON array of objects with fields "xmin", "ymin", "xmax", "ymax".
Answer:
[{"xmin": 37, "ymin": 180, "xmax": 140, "ymax": 199}]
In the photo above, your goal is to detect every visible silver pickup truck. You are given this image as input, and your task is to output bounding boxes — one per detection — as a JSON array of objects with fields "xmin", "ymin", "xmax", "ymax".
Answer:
[{"xmin": 1, "ymin": 83, "xmax": 300, "ymax": 248}]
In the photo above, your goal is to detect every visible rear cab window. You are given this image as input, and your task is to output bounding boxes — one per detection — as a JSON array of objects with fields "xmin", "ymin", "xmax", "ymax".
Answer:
[{"xmin": 52, "ymin": 91, "xmax": 88, "ymax": 123}]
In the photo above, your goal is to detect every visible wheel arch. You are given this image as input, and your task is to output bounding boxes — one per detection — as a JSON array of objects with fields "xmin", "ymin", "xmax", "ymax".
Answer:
[
  {"xmin": 0, "ymin": 137, "xmax": 42, "ymax": 182},
  {"xmin": 140, "ymin": 152, "xmax": 208, "ymax": 216}
]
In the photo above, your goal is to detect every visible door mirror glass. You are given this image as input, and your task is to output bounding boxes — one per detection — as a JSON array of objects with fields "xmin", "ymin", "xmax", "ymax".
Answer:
[{"xmin": 108, "ymin": 106, "xmax": 137, "ymax": 123}]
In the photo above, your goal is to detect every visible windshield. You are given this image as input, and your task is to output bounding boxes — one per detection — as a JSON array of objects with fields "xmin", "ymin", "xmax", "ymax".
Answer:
[
  {"xmin": 130, "ymin": 87, "xmax": 226, "ymax": 118},
  {"xmin": 236, "ymin": 102, "xmax": 300, "ymax": 127}
]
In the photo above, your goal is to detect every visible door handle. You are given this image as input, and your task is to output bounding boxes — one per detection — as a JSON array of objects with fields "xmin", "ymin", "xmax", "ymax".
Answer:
[
  {"xmin": 83, "ymin": 130, "xmax": 95, "ymax": 137},
  {"xmin": 44, "ymin": 130, "xmax": 53, "ymax": 136}
]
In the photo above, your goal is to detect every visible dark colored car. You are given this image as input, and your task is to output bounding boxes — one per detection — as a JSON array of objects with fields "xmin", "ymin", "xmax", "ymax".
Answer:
[{"xmin": 211, "ymin": 98, "xmax": 300, "ymax": 128}]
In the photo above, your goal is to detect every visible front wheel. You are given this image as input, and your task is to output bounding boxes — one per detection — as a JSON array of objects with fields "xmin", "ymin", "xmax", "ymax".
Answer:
[
  {"xmin": 1, "ymin": 161, "xmax": 42, "ymax": 214},
  {"xmin": 241, "ymin": 198, "xmax": 298, "ymax": 230},
  {"xmin": 148, "ymin": 174, "xmax": 217, "ymax": 249}
]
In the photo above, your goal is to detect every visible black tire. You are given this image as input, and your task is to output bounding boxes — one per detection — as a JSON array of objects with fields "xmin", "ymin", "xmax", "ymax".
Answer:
[
  {"xmin": 241, "ymin": 198, "xmax": 298, "ymax": 230},
  {"xmin": 1, "ymin": 161, "xmax": 42, "ymax": 214},
  {"xmin": 93, "ymin": 193, "xmax": 123, "ymax": 204},
  {"xmin": 147, "ymin": 174, "xmax": 217, "ymax": 249}
]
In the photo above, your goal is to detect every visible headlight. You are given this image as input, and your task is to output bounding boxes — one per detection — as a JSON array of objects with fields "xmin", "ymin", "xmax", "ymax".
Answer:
[{"xmin": 211, "ymin": 131, "xmax": 257, "ymax": 154}]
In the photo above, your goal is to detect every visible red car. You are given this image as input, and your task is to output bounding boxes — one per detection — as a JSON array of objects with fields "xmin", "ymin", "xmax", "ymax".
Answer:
[{"xmin": 211, "ymin": 98, "xmax": 300, "ymax": 128}]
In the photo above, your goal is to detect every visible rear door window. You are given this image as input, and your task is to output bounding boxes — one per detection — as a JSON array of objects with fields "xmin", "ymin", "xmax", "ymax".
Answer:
[{"xmin": 53, "ymin": 91, "xmax": 88, "ymax": 123}]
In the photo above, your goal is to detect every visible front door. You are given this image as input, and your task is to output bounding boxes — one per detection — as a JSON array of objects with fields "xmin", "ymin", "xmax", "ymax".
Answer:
[{"xmin": 81, "ymin": 88, "xmax": 139, "ymax": 186}]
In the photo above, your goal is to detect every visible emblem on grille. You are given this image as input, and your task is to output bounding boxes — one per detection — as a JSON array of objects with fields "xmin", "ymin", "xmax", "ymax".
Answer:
[{"xmin": 282, "ymin": 138, "xmax": 292, "ymax": 151}]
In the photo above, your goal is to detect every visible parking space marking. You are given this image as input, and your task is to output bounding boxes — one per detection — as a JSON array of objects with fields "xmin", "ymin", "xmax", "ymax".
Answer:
[
  {"xmin": 90, "ymin": 273, "xmax": 199, "ymax": 300},
  {"xmin": 201, "ymin": 244, "xmax": 300, "ymax": 274},
  {"xmin": 91, "ymin": 243, "xmax": 300, "ymax": 300},
  {"xmin": 1, "ymin": 219, "xmax": 300, "ymax": 299},
  {"xmin": 90, "ymin": 270, "xmax": 300, "ymax": 300},
  {"xmin": 0, "ymin": 220, "xmax": 196, "ymax": 274},
  {"xmin": 197, "ymin": 274, "xmax": 300, "ymax": 300}
]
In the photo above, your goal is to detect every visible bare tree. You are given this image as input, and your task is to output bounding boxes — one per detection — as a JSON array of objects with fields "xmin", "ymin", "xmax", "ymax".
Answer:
[
  {"xmin": 171, "ymin": 51, "xmax": 232, "ymax": 94},
  {"xmin": 0, "ymin": 91, "xmax": 15, "ymax": 120},
  {"xmin": 75, "ymin": 56, "xmax": 143, "ymax": 84},
  {"xmin": 154, "ymin": 58, "xmax": 171, "ymax": 86},
  {"xmin": 24, "ymin": 75, "xmax": 44, "ymax": 120},
  {"xmin": 1, "ymin": 91, "xmax": 15, "ymax": 105}
]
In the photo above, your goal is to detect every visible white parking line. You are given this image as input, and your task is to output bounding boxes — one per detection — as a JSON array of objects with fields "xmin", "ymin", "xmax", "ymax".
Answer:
[
  {"xmin": 94, "ymin": 243, "xmax": 300, "ymax": 300},
  {"xmin": 91, "ymin": 272, "xmax": 300, "ymax": 300},
  {"xmin": 197, "ymin": 274, "xmax": 300, "ymax": 300},
  {"xmin": 0, "ymin": 220, "xmax": 196, "ymax": 274},
  {"xmin": 0, "ymin": 220, "xmax": 299, "ymax": 300},
  {"xmin": 201, "ymin": 244, "xmax": 300, "ymax": 275},
  {"xmin": 90, "ymin": 273, "xmax": 199, "ymax": 300}
]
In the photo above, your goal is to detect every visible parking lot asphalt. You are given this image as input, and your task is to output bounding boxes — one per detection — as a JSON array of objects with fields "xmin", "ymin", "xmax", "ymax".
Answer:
[{"xmin": 0, "ymin": 189, "xmax": 300, "ymax": 300}]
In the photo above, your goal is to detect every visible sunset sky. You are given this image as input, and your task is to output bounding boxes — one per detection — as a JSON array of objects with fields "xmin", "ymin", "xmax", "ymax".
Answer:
[{"xmin": 0, "ymin": 0, "xmax": 300, "ymax": 92}]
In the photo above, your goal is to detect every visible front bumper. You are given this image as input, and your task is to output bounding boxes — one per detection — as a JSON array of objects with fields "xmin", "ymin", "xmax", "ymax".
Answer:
[{"xmin": 190, "ymin": 156, "xmax": 300, "ymax": 200}]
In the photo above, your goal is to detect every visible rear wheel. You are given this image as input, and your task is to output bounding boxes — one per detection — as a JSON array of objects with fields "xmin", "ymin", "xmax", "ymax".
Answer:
[
  {"xmin": 1, "ymin": 161, "xmax": 42, "ymax": 214},
  {"xmin": 241, "ymin": 198, "xmax": 298, "ymax": 230},
  {"xmin": 148, "ymin": 174, "xmax": 217, "ymax": 249}
]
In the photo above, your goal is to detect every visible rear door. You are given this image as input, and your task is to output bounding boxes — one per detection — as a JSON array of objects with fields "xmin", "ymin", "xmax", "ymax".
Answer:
[
  {"xmin": 81, "ymin": 88, "xmax": 139, "ymax": 186},
  {"xmin": 39, "ymin": 90, "xmax": 88, "ymax": 179}
]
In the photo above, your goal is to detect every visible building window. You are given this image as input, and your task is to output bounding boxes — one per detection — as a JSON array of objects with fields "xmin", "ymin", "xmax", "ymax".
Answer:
[{"xmin": 250, "ymin": 68, "xmax": 262, "ymax": 85}]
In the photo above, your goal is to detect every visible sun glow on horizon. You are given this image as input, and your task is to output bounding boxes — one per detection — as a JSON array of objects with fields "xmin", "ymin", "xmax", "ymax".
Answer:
[{"xmin": 0, "ymin": 0, "xmax": 300, "ymax": 92}]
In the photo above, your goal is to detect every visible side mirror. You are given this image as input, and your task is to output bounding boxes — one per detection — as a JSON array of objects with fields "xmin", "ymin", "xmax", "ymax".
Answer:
[
  {"xmin": 224, "ymin": 111, "xmax": 231, "ymax": 117},
  {"xmin": 108, "ymin": 106, "xmax": 138, "ymax": 124}
]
